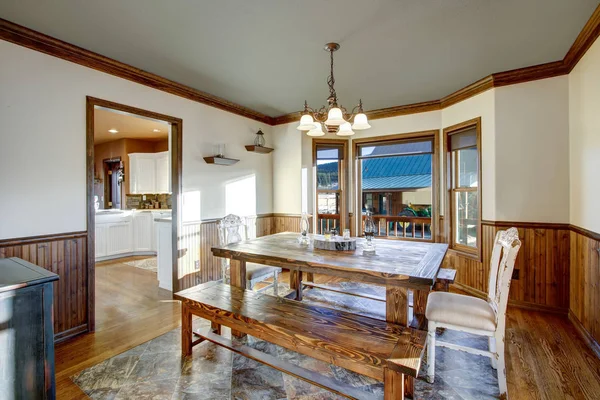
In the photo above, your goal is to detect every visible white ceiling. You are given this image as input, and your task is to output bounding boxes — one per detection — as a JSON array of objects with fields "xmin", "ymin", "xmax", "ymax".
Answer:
[
  {"xmin": 94, "ymin": 108, "xmax": 169, "ymax": 144},
  {"xmin": 1, "ymin": 1, "xmax": 598, "ymax": 117}
]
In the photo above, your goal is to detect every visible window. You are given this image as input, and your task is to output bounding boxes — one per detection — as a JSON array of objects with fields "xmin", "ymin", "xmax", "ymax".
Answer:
[
  {"xmin": 444, "ymin": 118, "xmax": 481, "ymax": 258},
  {"xmin": 182, "ymin": 190, "xmax": 201, "ymax": 222},
  {"xmin": 354, "ymin": 132, "xmax": 438, "ymax": 241},
  {"xmin": 314, "ymin": 140, "xmax": 346, "ymax": 234},
  {"xmin": 225, "ymin": 175, "xmax": 256, "ymax": 217}
]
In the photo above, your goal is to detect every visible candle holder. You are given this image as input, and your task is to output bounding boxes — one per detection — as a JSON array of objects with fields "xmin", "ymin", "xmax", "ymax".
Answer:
[{"xmin": 363, "ymin": 210, "xmax": 376, "ymax": 255}]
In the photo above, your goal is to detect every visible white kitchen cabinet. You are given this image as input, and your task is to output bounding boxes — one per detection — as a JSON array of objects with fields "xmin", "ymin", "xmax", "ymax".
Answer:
[
  {"xmin": 155, "ymin": 152, "xmax": 170, "ymax": 193},
  {"xmin": 132, "ymin": 212, "xmax": 154, "ymax": 252},
  {"xmin": 95, "ymin": 224, "xmax": 108, "ymax": 258},
  {"xmin": 129, "ymin": 152, "xmax": 170, "ymax": 194},
  {"xmin": 106, "ymin": 221, "xmax": 132, "ymax": 255}
]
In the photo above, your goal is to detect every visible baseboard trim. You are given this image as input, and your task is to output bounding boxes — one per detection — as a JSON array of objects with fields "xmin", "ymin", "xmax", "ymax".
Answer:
[
  {"xmin": 453, "ymin": 282, "xmax": 568, "ymax": 315},
  {"xmin": 568, "ymin": 310, "xmax": 600, "ymax": 360},
  {"xmin": 96, "ymin": 251, "xmax": 157, "ymax": 263},
  {"xmin": 54, "ymin": 324, "xmax": 88, "ymax": 344}
]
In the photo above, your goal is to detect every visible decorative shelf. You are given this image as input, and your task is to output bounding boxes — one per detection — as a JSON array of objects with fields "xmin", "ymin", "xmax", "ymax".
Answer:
[
  {"xmin": 203, "ymin": 156, "xmax": 239, "ymax": 166},
  {"xmin": 245, "ymin": 145, "xmax": 274, "ymax": 154}
]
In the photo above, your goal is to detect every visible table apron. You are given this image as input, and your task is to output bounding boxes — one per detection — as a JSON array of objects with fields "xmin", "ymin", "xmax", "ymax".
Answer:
[{"xmin": 219, "ymin": 254, "xmax": 434, "ymax": 291}]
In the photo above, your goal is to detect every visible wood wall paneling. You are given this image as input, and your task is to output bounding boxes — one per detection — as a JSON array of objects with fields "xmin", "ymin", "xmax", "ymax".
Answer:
[
  {"xmin": 569, "ymin": 230, "xmax": 600, "ymax": 348},
  {"xmin": 442, "ymin": 223, "xmax": 570, "ymax": 312},
  {"xmin": 0, "ymin": 232, "xmax": 89, "ymax": 342}
]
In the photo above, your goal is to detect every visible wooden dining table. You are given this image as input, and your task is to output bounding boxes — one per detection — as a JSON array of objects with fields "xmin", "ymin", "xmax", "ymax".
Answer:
[{"xmin": 211, "ymin": 232, "xmax": 449, "ymax": 328}]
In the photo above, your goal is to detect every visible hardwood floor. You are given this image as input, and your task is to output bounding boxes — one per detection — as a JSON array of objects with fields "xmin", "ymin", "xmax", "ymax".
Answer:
[
  {"xmin": 56, "ymin": 267, "xmax": 600, "ymax": 399},
  {"xmin": 55, "ymin": 257, "xmax": 180, "ymax": 399}
]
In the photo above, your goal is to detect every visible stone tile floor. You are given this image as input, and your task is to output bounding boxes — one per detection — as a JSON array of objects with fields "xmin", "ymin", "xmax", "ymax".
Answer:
[{"xmin": 72, "ymin": 282, "xmax": 500, "ymax": 399}]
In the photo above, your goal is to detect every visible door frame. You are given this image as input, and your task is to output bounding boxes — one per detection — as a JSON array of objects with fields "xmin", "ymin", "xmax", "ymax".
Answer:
[
  {"xmin": 312, "ymin": 138, "xmax": 349, "ymax": 235},
  {"xmin": 86, "ymin": 96, "xmax": 183, "ymax": 332}
]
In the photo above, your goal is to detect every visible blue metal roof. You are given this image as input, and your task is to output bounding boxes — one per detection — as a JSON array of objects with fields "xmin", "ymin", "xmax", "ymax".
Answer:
[
  {"xmin": 362, "ymin": 174, "xmax": 431, "ymax": 190},
  {"xmin": 362, "ymin": 154, "xmax": 431, "ymax": 178},
  {"xmin": 318, "ymin": 154, "xmax": 432, "ymax": 190}
]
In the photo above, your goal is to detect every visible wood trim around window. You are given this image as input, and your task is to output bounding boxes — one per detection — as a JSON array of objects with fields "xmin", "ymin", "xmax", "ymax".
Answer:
[
  {"xmin": 313, "ymin": 138, "xmax": 348, "ymax": 234},
  {"xmin": 351, "ymin": 130, "xmax": 439, "ymax": 242},
  {"xmin": 442, "ymin": 117, "xmax": 482, "ymax": 261}
]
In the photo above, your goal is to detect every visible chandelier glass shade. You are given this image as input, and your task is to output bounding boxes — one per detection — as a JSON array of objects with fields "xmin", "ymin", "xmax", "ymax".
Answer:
[{"xmin": 296, "ymin": 43, "xmax": 370, "ymax": 136}]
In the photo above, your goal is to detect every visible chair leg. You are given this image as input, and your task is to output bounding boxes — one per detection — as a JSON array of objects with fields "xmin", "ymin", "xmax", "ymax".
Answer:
[
  {"xmin": 427, "ymin": 321, "xmax": 436, "ymax": 383},
  {"xmin": 273, "ymin": 271, "xmax": 279, "ymax": 296},
  {"xmin": 496, "ymin": 333, "xmax": 508, "ymax": 398},
  {"xmin": 489, "ymin": 336, "xmax": 498, "ymax": 369}
]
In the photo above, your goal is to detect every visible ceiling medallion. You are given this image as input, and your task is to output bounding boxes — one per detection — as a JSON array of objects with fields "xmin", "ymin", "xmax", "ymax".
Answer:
[{"xmin": 296, "ymin": 43, "xmax": 371, "ymax": 137}]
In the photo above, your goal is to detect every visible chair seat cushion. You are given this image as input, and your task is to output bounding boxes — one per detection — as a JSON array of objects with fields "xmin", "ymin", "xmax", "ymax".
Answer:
[
  {"xmin": 246, "ymin": 263, "xmax": 281, "ymax": 280},
  {"xmin": 425, "ymin": 292, "xmax": 497, "ymax": 332}
]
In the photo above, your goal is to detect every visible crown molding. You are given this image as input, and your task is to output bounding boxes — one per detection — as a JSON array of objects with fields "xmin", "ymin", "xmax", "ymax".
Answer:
[
  {"xmin": 273, "ymin": 4, "xmax": 600, "ymax": 126},
  {"xmin": 564, "ymin": 4, "xmax": 600, "ymax": 72},
  {"xmin": 2, "ymin": 4, "xmax": 599, "ymax": 127},
  {"xmin": 0, "ymin": 18, "xmax": 274, "ymax": 124}
]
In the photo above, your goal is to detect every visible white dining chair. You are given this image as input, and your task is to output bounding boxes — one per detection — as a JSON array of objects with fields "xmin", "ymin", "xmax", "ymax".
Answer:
[
  {"xmin": 425, "ymin": 227, "xmax": 521, "ymax": 399},
  {"xmin": 218, "ymin": 214, "xmax": 282, "ymax": 295}
]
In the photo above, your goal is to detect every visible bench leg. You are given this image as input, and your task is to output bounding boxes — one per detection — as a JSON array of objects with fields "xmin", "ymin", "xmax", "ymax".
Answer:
[
  {"xmin": 306, "ymin": 272, "xmax": 314, "ymax": 282},
  {"xmin": 384, "ymin": 368, "xmax": 404, "ymax": 400},
  {"xmin": 182, "ymin": 303, "xmax": 193, "ymax": 357},
  {"xmin": 211, "ymin": 321, "xmax": 221, "ymax": 335},
  {"xmin": 434, "ymin": 281, "xmax": 450, "ymax": 292}
]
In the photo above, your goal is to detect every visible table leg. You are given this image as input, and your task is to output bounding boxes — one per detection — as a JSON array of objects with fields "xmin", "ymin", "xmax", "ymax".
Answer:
[
  {"xmin": 306, "ymin": 272, "xmax": 314, "ymax": 282},
  {"xmin": 229, "ymin": 259, "xmax": 246, "ymax": 338},
  {"xmin": 386, "ymin": 287, "xmax": 409, "ymax": 325},
  {"xmin": 182, "ymin": 303, "xmax": 192, "ymax": 357},
  {"xmin": 386, "ymin": 287, "xmax": 413, "ymax": 398},
  {"xmin": 413, "ymin": 289, "xmax": 429, "ymax": 324},
  {"xmin": 290, "ymin": 269, "xmax": 303, "ymax": 301}
]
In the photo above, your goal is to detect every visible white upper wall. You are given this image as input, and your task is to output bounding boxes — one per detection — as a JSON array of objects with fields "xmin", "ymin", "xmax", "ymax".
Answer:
[
  {"xmin": 0, "ymin": 40, "xmax": 273, "ymax": 240},
  {"xmin": 569, "ymin": 37, "xmax": 600, "ymax": 232},
  {"xmin": 277, "ymin": 75, "xmax": 572, "ymax": 224},
  {"xmin": 495, "ymin": 76, "xmax": 570, "ymax": 223},
  {"xmin": 271, "ymin": 123, "xmax": 302, "ymax": 214}
]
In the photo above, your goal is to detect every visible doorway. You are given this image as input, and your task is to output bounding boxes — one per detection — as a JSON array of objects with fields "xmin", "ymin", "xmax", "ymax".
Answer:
[
  {"xmin": 86, "ymin": 97, "xmax": 182, "ymax": 332},
  {"xmin": 103, "ymin": 157, "xmax": 122, "ymax": 209}
]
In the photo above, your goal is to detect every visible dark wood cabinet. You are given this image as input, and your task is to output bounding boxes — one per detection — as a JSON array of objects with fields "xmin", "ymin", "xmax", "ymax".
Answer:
[{"xmin": 0, "ymin": 257, "xmax": 58, "ymax": 399}]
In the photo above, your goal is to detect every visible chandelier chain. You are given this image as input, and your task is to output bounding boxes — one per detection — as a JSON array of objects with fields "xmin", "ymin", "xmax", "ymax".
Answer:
[{"xmin": 327, "ymin": 48, "xmax": 337, "ymax": 105}]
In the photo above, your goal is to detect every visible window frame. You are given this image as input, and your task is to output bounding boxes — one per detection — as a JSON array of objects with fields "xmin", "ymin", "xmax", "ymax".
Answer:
[
  {"xmin": 313, "ymin": 139, "xmax": 348, "ymax": 234},
  {"xmin": 352, "ymin": 130, "xmax": 439, "ymax": 242},
  {"xmin": 443, "ymin": 117, "xmax": 482, "ymax": 261}
]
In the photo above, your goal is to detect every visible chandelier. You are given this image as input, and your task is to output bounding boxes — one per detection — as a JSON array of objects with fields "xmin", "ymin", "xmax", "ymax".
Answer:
[{"xmin": 296, "ymin": 43, "xmax": 371, "ymax": 136}]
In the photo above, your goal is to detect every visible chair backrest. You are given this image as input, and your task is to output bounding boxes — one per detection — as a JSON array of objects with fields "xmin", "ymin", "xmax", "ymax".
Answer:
[
  {"xmin": 486, "ymin": 227, "xmax": 521, "ymax": 331},
  {"xmin": 217, "ymin": 214, "xmax": 247, "ymax": 246}
]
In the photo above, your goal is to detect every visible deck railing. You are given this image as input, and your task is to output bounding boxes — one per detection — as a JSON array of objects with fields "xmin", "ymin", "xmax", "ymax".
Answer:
[
  {"xmin": 317, "ymin": 213, "xmax": 340, "ymax": 234},
  {"xmin": 362, "ymin": 215, "xmax": 432, "ymax": 240}
]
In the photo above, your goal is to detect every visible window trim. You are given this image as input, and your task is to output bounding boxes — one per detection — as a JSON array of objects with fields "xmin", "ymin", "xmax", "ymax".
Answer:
[
  {"xmin": 313, "ymin": 138, "xmax": 348, "ymax": 234},
  {"xmin": 443, "ymin": 117, "xmax": 482, "ymax": 261},
  {"xmin": 351, "ymin": 130, "xmax": 439, "ymax": 242}
]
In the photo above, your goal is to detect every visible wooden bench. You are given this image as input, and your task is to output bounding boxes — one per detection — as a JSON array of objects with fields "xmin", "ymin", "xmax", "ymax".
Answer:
[
  {"xmin": 175, "ymin": 282, "xmax": 426, "ymax": 400},
  {"xmin": 433, "ymin": 268, "xmax": 456, "ymax": 292}
]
